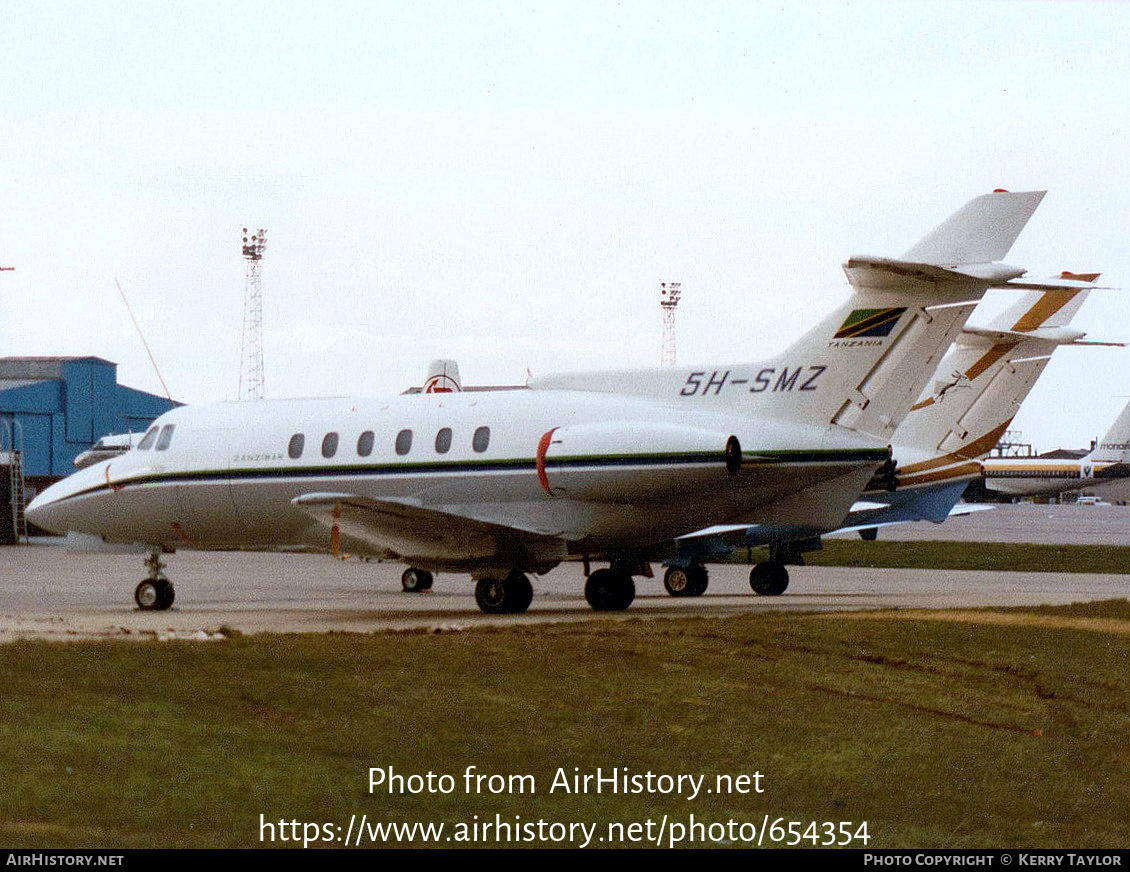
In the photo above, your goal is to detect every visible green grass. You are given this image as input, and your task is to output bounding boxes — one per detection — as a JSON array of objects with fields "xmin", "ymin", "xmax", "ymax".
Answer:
[
  {"xmin": 2, "ymin": 601, "xmax": 1129, "ymax": 849},
  {"xmin": 733, "ymin": 539, "xmax": 1130, "ymax": 573}
]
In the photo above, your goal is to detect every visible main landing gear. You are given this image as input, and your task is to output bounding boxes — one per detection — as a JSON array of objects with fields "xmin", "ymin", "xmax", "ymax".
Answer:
[
  {"xmin": 663, "ymin": 563, "xmax": 709, "ymax": 598},
  {"xmin": 747, "ymin": 539, "xmax": 818, "ymax": 596},
  {"xmin": 584, "ymin": 567, "xmax": 635, "ymax": 611},
  {"xmin": 474, "ymin": 571, "xmax": 534, "ymax": 615},
  {"xmin": 401, "ymin": 567, "xmax": 434, "ymax": 592},
  {"xmin": 135, "ymin": 549, "xmax": 175, "ymax": 611},
  {"xmin": 748, "ymin": 561, "xmax": 789, "ymax": 596}
]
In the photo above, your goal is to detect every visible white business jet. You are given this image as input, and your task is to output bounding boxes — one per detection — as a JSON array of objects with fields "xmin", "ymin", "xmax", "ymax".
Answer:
[{"xmin": 27, "ymin": 191, "xmax": 1048, "ymax": 614}]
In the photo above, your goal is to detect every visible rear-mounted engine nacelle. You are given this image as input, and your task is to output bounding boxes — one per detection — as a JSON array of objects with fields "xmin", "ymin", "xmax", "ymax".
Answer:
[{"xmin": 536, "ymin": 422, "xmax": 740, "ymax": 501}]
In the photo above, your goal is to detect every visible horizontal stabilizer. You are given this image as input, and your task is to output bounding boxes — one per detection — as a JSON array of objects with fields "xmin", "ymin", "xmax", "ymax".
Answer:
[
  {"xmin": 842, "ymin": 257, "xmax": 1024, "ymax": 290},
  {"xmin": 995, "ymin": 277, "xmax": 1113, "ymax": 291},
  {"xmin": 959, "ymin": 325, "xmax": 1090, "ymax": 345}
]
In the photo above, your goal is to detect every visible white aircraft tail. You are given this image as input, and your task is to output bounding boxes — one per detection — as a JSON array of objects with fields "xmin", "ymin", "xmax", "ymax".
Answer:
[
  {"xmin": 534, "ymin": 191, "xmax": 1050, "ymax": 442},
  {"xmin": 902, "ymin": 190, "xmax": 1046, "ymax": 265},
  {"xmin": 896, "ymin": 274, "xmax": 1104, "ymax": 461},
  {"xmin": 423, "ymin": 359, "xmax": 462, "ymax": 393},
  {"xmin": 1089, "ymin": 399, "xmax": 1130, "ymax": 465}
]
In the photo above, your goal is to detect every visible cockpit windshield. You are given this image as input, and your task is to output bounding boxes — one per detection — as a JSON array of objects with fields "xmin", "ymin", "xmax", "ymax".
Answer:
[{"xmin": 137, "ymin": 427, "xmax": 160, "ymax": 450}]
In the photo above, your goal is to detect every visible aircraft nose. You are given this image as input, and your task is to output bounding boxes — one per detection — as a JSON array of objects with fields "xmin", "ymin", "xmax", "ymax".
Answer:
[
  {"xmin": 25, "ymin": 489, "xmax": 66, "ymax": 534},
  {"xmin": 26, "ymin": 469, "xmax": 105, "ymax": 536}
]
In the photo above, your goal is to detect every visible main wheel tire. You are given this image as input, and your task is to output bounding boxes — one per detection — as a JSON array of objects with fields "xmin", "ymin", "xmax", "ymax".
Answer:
[
  {"xmin": 766, "ymin": 563, "xmax": 789, "ymax": 596},
  {"xmin": 475, "ymin": 577, "xmax": 508, "ymax": 614},
  {"xmin": 749, "ymin": 563, "xmax": 773, "ymax": 595},
  {"xmin": 474, "ymin": 572, "xmax": 533, "ymax": 615},
  {"xmin": 750, "ymin": 562, "xmax": 789, "ymax": 596},
  {"xmin": 686, "ymin": 563, "xmax": 709, "ymax": 597},
  {"xmin": 154, "ymin": 579, "xmax": 175, "ymax": 610},
  {"xmin": 663, "ymin": 566, "xmax": 691, "ymax": 597},
  {"xmin": 135, "ymin": 579, "xmax": 159, "ymax": 610},
  {"xmin": 506, "ymin": 571, "xmax": 533, "ymax": 613},
  {"xmin": 401, "ymin": 568, "xmax": 433, "ymax": 592},
  {"xmin": 585, "ymin": 568, "xmax": 635, "ymax": 611}
]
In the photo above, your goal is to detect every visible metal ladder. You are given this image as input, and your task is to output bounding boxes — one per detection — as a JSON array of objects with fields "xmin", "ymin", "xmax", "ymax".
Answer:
[{"xmin": 2, "ymin": 419, "xmax": 28, "ymax": 544}]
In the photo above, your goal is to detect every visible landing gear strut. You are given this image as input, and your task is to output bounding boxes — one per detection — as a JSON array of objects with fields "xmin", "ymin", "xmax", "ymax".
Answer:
[
  {"xmin": 135, "ymin": 550, "xmax": 175, "ymax": 611},
  {"xmin": 401, "ymin": 567, "xmax": 434, "ymax": 592},
  {"xmin": 663, "ymin": 563, "xmax": 709, "ymax": 597},
  {"xmin": 474, "ymin": 571, "xmax": 534, "ymax": 615}
]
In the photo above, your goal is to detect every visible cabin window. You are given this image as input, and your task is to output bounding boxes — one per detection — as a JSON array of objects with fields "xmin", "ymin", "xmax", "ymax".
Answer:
[
  {"xmin": 137, "ymin": 427, "xmax": 159, "ymax": 451},
  {"xmin": 472, "ymin": 426, "xmax": 490, "ymax": 453},
  {"xmin": 155, "ymin": 424, "xmax": 176, "ymax": 451},
  {"xmin": 322, "ymin": 432, "xmax": 339, "ymax": 458},
  {"xmin": 288, "ymin": 433, "xmax": 305, "ymax": 459},
  {"xmin": 395, "ymin": 429, "xmax": 413, "ymax": 456},
  {"xmin": 435, "ymin": 427, "xmax": 452, "ymax": 454},
  {"xmin": 357, "ymin": 430, "xmax": 374, "ymax": 457}
]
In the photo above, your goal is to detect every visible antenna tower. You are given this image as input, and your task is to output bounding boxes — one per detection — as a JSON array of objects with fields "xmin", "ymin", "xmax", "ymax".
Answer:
[
  {"xmin": 659, "ymin": 281, "xmax": 682, "ymax": 366},
  {"xmin": 239, "ymin": 227, "xmax": 267, "ymax": 400}
]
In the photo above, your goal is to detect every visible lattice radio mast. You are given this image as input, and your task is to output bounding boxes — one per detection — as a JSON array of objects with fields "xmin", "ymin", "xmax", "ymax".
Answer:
[
  {"xmin": 660, "ymin": 281, "xmax": 682, "ymax": 366},
  {"xmin": 239, "ymin": 227, "xmax": 267, "ymax": 400}
]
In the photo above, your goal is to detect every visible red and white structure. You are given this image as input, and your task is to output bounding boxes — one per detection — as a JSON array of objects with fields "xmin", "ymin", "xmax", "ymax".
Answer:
[
  {"xmin": 659, "ymin": 281, "xmax": 682, "ymax": 366},
  {"xmin": 239, "ymin": 228, "xmax": 268, "ymax": 401}
]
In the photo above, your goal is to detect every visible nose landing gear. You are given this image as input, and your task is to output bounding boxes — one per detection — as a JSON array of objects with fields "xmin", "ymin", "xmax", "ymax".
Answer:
[{"xmin": 135, "ymin": 550, "xmax": 175, "ymax": 611}]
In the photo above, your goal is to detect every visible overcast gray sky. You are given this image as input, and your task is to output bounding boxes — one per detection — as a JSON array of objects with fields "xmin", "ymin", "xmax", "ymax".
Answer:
[{"xmin": 2, "ymin": 1, "xmax": 1128, "ymax": 452}]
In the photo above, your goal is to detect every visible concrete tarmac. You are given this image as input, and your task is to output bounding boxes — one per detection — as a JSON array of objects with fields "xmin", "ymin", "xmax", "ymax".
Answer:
[{"xmin": 2, "ymin": 502, "xmax": 1129, "ymax": 641}]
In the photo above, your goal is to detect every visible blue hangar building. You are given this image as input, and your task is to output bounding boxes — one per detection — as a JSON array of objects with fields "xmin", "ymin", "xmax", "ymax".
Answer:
[{"xmin": 1, "ymin": 355, "xmax": 178, "ymax": 488}]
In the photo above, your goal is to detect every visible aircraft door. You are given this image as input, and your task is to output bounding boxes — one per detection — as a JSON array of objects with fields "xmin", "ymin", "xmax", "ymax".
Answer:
[{"xmin": 172, "ymin": 427, "xmax": 240, "ymax": 546}]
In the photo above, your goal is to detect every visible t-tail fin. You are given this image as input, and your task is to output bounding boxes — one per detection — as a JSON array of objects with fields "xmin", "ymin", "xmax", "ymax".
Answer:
[
  {"xmin": 895, "ymin": 276, "xmax": 1106, "ymax": 461},
  {"xmin": 534, "ymin": 191, "xmax": 1053, "ymax": 443},
  {"xmin": 902, "ymin": 190, "xmax": 1045, "ymax": 265},
  {"xmin": 422, "ymin": 359, "xmax": 462, "ymax": 393},
  {"xmin": 1090, "ymin": 400, "xmax": 1130, "ymax": 465}
]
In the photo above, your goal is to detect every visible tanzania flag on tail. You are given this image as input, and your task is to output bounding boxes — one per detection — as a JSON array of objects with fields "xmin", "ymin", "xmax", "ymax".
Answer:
[{"xmin": 834, "ymin": 307, "xmax": 906, "ymax": 338}]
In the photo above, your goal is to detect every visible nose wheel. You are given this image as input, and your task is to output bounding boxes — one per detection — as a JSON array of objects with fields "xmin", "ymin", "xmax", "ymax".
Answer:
[
  {"xmin": 136, "ymin": 550, "xmax": 175, "ymax": 611},
  {"xmin": 135, "ymin": 578, "xmax": 175, "ymax": 610}
]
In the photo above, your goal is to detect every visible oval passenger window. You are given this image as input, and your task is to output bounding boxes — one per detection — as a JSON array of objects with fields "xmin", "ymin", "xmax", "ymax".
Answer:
[
  {"xmin": 288, "ymin": 433, "xmax": 305, "ymax": 459},
  {"xmin": 435, "ymin": 427, "xmax": 452, "ymax": 454},
  {"xmin": 472, "ymin": 426, "xmax": 490, "ymax": 453}
]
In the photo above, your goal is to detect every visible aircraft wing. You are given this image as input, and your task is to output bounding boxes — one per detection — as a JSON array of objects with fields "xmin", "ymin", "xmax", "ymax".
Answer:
[
  {"xmin": 671, "ymin": 490, "xmax": 996, "ymax": 557},
  {"xmin": 834, "ymin": 501, "xmax": 995, "ymax": 538},
  {"xmin": 290, "ymin": 492, "xmax": 563, "ymax": 566}
]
